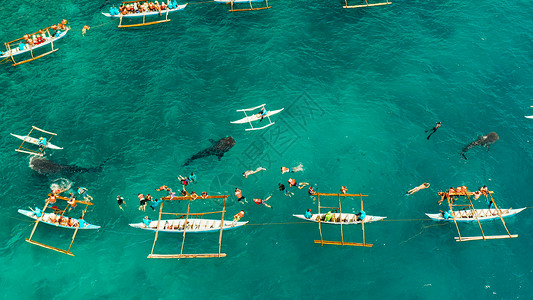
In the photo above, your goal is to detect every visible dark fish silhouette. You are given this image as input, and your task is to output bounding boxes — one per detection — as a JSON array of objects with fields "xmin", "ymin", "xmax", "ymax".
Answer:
[
  {"xmin": 461, "ymin": 132, "xmax": 499, "ymax": 160},
  {"xmin": 29, "ymin": 156, "xmax": 106, "ymax": 174},
  {"xmin": 183, "ymin": 137, "xmax": 235, "ymax": 166}
]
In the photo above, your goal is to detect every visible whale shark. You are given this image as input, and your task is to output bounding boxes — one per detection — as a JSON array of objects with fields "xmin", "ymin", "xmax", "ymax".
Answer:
[
  {"xmin": 29, "ymin": 156, "xmax": 105, "ymax": 174},
  {"xmin": 183, "ymin": 137, "xmax": 235, "ymax": 166},
  {"xmin": 461, "ymin": 132, "xmax": 499, "ymax": 160}
]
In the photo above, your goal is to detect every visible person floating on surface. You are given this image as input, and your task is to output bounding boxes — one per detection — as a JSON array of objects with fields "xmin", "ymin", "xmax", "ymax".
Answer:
[
  {"xmin": 243, "ymin": 167, "xmax": 266, "ymax": 178},
  {"xmin": 340, "ymin": 186, "xmax": 348, "ymax": 194},
  {"xmin": 406, "ymin": 183, "xmax": 430, "ymax": 195},
  {"xmin": 253, "ymin": 195, "xmax": 272, "ymax": 209},
  {"xmin": 188, "ymin": 172, "xmax": 197, "ymax": 183},
  {"xmin": 77, "ymin": 187, "xmax": 93, "ymax": 201},
  {"xmin": 278, "ymin": 183, "xmax": 293, "ymax": 197},
  {"xmin": 138, "ymin": 193, "xmax": 146, "ymax": 211},
  {"xmin": 426, "ymin": 122, "xmax": 441, "ymax": 140},
  {"xmin": 281, "ymin": 164, "xmax": 303, "ymax": 174},
  {"xmin": 235, "ymin": 188, "xmax": 247, "ymax": 203},
  {"xmin": 233, "ymin": 210, "xmax": 245, "ymax": 222}
]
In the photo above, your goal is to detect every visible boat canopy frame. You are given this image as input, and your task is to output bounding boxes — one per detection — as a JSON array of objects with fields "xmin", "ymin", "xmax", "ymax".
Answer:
[
  {"xmin": 313, "ymin": 192, "xmax": 373, "ymax": 247},
  {"xmin": 235, "ymin": 103, "xmax": 276, "ymax": 131},
  {"xmin": 148, "ymin": 194, "xmax": 232, "ymax": 259},
  {"xmin": 26, "ymin": 195, "xmax": 94, "ymax": 256},
  {"xmin": 343, "ymin": 0, "xmax": 392, "ymax": 9},
  {"xmin": 12, "ymin": 126, "xmax": 58, "ymax": 156},
  {"xmin": 444, "ymin": 189, "xmax": 518, "ymax": 242},
  {"xmin": 4, "ymin": 27, "xmax": 59, "ymax": 66}
]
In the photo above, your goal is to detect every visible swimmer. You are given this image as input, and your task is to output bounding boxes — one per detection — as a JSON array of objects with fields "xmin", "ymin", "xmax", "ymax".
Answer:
[
  {"xmin": 308, "ymin": 186, "xmax": 316, "ymax": 195},
  {"xmin": 150, "ymin": 198, "xmax": 164, "ymax": 210},
  {"xmin": 426, "ymin": 122, "xmax": 441, "ymax": 140},
  {"xmin": 480, "ymin": 185, "xmax": 489, "ymax": 196},
  {"xmin": 253, "ymin": 195, "xmax": 272, "ymax": 209},
  {"xmin": 340, "ymin": 186, "xmax": 348, "ymax": 194},
  {"xmin": 188, "ymin": 172, "xmax": 197, "ymax": 183},
  {"xmin": 437, "ymin": 192, "xmax": 447, "ymax": 205},
  {"xmin": 181, "ymin": 188, "xmax": 188, "ymax": 197},
  {"xmin": 406, "ymin": 183, "xmax": 430, "ymax": 195},
  {"xmin": 190, "ymin": 191, "xmax": 198, "ymax": 200},
  {"xmin": 77, "ymin": 187, "xmax": 93, "ymax": 201},
  {"xmin": 200, "ymin": 191, "xmax": 208, "ymax": 199},
  {"xmin": 178, "ymin": 175, "xmax": 189, "ymax": 187},
  {"xmin": 473, "ymin": 190, "xmax": 481, "ymax": 200},
  {"xmin": 156, "ymin": 185, "xmax": 170, "ymax": 191},
  {"xmin": 243, "ymin": 167, "xmax": 266, "ymax": 178},
  {"xmin": 68, "ymin": 193, "xmax": 77, "ymax": 210},
  {"xmin": 278, "ymin": 183, "xmax": 293, "ymax": 197},
  {"xmin": 233, "ymin": 210, "xmax": 245, "ymax": 222},
  {"xmin": 281, "ymin": 164, "xmax": 304, "ymax": 174},
  {"xmin": 235, "ymin": 188, "xmax": 247, "ymax": 203},
  {"xmin": 82, "ymin": 25, "xmax": 90, "ymax": 36},
  {"xmin": 117, "ymin": 195, "xmax": 126, "ymax": 210},
  {"xmin": 138, "ymin": 193, "xmax": 146, "ymax": 211},
  {"xmin": 48, "ymin": 193, "xmax": 56, "ymax": 204}
]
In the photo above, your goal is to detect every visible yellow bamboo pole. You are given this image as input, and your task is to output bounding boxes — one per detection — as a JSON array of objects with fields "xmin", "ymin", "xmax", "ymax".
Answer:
[
  {"xmin": 28, "ymin": 200, "xmax": 51, "ymax": 241},
  {"xmin": 217, "ymin": 196, "xmax": 227, "ymax": 257},
  {"xmin": 465, "ymin": 191, "xmax": 486, "ymax": 241},
  {"xmin": 338, "ymin": 194, "xmax": 344, "ymax": 245},
  {"xmin": 180, "ymin": 198, "xmax": 192, "ymax": 255},
  {"xmin": 361, "ymin": 194, "xmax": 365, "ymax": 246},
  {"xmin": 489, "ymin": 193, "xmax": 512, "ymax": 237},
  {"xmin": 149, "ymin": 199, "xmax": 166, "ymax": 256},
  {"xmin": 448, "ymin": 197, "xmax": 462, "ymax": 241},
  {"xmin": 317, "ymin": 194, "xmax": 323, "ymax": 245}
]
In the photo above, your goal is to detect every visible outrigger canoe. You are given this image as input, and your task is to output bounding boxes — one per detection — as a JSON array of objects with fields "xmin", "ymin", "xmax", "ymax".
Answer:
[
  {"xmin": 0, "ymin": 30, "xmax": 68, "ymax": 59},
  {"xmin": 10, "ymin": 133, "xmax": 63, "ymax": 150},
  {"xmin": 18, "ymin": 209, "xmax": 100, "ymax": 229},
  {"xmin": 102, "ymin": 4, "xmax": 188, "ymax": 18},
  {"xmin": 425, "ymin": 207, "xmax": 526, "ymax": 222},
  {"xmin": 231, "ymin": 108, "xmax": 284, "ymax": 124},
  {"xmin": 293, "ymin": 213, "xmax": 387, "ymax": 224},
  {"xmin": 129, "ymin": 218, "xmax": 248, "ymax": 233}
]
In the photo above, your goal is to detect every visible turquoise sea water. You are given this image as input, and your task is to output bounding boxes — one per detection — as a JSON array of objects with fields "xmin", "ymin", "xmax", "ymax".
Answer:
[{"xmin": 1, "ymin": 0, "xmax": 533, "ymax": 298}]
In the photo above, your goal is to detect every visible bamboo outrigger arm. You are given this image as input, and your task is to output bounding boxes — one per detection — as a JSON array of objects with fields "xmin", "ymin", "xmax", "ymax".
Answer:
[
  {"xmin": 343, "ymin": 0, "xmax": 392, "ymax": 9},
  {"xmin": 229, "ymin": 0, "xmax": 271, "ymax": 12}
]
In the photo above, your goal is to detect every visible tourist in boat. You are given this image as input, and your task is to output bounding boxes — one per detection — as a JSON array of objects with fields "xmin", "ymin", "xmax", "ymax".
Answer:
[
  {"xmin": 77, "ymin": 187, "xmax": 93, "ymax": 201},
  {"xmin": 355, "ymin": 210, "xmax": 366, "ymax": 221},
  {"xmin": 58, "ymin": 19, "xmax": 68, "ymax": 31},
  {"xmin": 181, "ymin": 188, "xmax": 188, "ymax": 197},
  {"xmin": 117, "ymin": 195, "xmax": 125, "ymax": 210},
  {"xmin": 473, "ymin": 190, "xmax": 482, "ymax": 200},
  {"xmin": 188, "ymin": 172, "xmax": 197, "ymax": 183},
  {"xmin": 138, "ymin": 193, "xmax": 146, "ymax": 211},
  {"xmin": 340, "ymin": 186, "xmax": 348, "ymax": 194},
  {"xmin": 406, "ymin": 183, "xmax": 430, "ymax": 195},
  {"xmin": 49, "ymin": 213, "xmax": 58, "ymax": 223},
  {"xmin": 190, "ymin": 191, "xmax": 199, "ymax": 200},
  {"xmin": 150, "ymin": 198, "xmax": 164, "ymax": 210},
  {"xmin": 201, "ymin": 191, "xmax": 208, "ymax": 199},
  {"xmin": 31, "ymin": 207, "xmax": 43, "ymax": 218},
  {"xmin": 440, "ymin": 209, "xmax": 453, "ymax": 219},
  {"xmin": 304, "ymin": 209, "xmax": 312, "ymax": 219},
  {"xmin": 161, "ymin": 1, "xmax": 168, "ymax": 10},
  {"xmin": 437, "ymin": 192, "xmax": 448, "ymax": 205},
  {"xmin": 257, "ymin": 107, "xmax": 268, "ymax": 122},
  {"xmin": 233, "ymin": 210, "xmax": 245, "ymax": 222},
  {"xmin": 253, "ymin": 195, "xmax": 272, "ymax": 208},
  {"xmin": 142, "ymin": 216, "xmax": 152, "ymax": 228},
  {"xmin": 67, "ymin": 217, "xmax": 75, "ymax": 227},
  {"xmin": 235, "ymin": 188, "xmax": 247, "ymax": 203},
  {"xmin": 48, "ymin": 193, "xmax": 56, "ymax": 204},
  {"xmin": 59, "ymin": 216, "xmax": 68, "ymax": 226},
  {"xmin": 243, "ymin": 167, "xmax": 266, "ymax": 178},
  {"xmin": 38, "ymin": 137, "xmax": 47, "ymax": 151},
  {"xmin": 78, "ymin": 216, "xmax": 88, "ymax": 228},
  {"xmin": 281, "ymin": 164, "xmax": 303, "ymax": 174},
  {"xmin": 324, "ymin": 211, "xmax": 334, "ymax": 222},
  {"xmin": 425, "ymin": 122, "xmax": 441, "ymax": 140},
  {"xmin": 480, "ymin": 185, "xmax": 489, "ymax": 196},
  {"xmin": 278, "ymin": 183, "xmax": 293, "ymax": 197}
]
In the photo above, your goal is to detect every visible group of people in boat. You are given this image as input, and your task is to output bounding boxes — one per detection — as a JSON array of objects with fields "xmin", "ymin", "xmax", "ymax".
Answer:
[
  {"xmin": 6, "ymin": 20, "xmax": 68, "ymax": 55},
  {"xmin": 437, "ymin": 185, "xmax": 490, "ymax": 205},
  {"xmin": 31, "ymin": 206, "xmax": 89, "ymax": 228},
  {"xmin": 113, "ymin": 1, "xmax": 180, "ymax": 16}
]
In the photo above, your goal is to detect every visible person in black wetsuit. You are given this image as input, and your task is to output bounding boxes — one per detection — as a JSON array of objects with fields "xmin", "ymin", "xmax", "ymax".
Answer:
[{"xmin": 426, "ymin": 122, "xmax": 441, "ymax": 140}]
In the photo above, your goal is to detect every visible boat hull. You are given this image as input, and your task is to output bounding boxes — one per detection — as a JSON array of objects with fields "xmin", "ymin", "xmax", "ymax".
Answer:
[
  {"xmin": 1, "ymin": 30, "xmax": 68, "ymax": 59},
  {"xmin": 18, "ymin": 209, "xmax": 100, "ymax": 229},
  {"xmin": 425, "ymin": 207, "xmax": 526, "ymax": 222},
  {"xmin": 102, "ymin": 4, "xmax": 188, "ymax": 18},
  {"xmin": 231, "ymin": 108, "xmax": 284, "ymax": 124},
  {"xmin": 293, "ymin": 213, "xmax": 386, "ymax": 224},
  {"xmin": 129, "ymin": 218, "xmax": 248, "ymax": 233}
]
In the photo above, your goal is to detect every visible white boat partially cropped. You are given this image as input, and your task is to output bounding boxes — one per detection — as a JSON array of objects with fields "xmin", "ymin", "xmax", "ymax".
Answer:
[
  {"xmin": 0, "ymin": 29, "xmax": 68, "ymax": 59},
  {"xmin": 293, "ymin": 213, "xmax": 386, "ymax": 224},
  {"xmin": 231, "ymin": 108, "xmax": 284, "ymax": 124},
  {"xmin": 214, "ymin": 0, "xmax": 265, "ymax": 3},
  {"xmin": 426, "ymin": 207, "xmax": 526, "ymax": 222},
  {"xmin": 10, "ymin": 133, "xmax": 63, "ymax": 150},
  {"xmin": 102, "ymin": 4, "xmax": 188, "ymax": 18},
  {"xmin": 129, "ymin": 218, "xmax": 248, "ymax": 233},
  {"xmin": 18, "ymin": 209, "xmax": 100, "ymax": 229}
]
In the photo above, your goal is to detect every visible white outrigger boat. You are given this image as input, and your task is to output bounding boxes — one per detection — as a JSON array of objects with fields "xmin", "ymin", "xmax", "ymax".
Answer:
[
  {"xmin": 18, "ymin": 209, "xmax": 100, "ymax": 229},
  {"xmin": 10, "ymin": 126, "xmax": 62, "ymax": 156},
  {"xmin": 426, "ymin": 207, "xmax": 526, "ymax": 222},
  {"xmin": 293, "ymin": 213, "xmax": 386, "ymax": 224},
  {"xmin": 1, "ymin": 30, "xmax": 68, "ymax": 59},
  {"xmin": 231, "ymin": 104, "xmax": 284, "ymax": 131},
  {"xmin": 102, "ymin": 1, "xmax": 188, "ymax": 28},
  {"xmin": 130, "ymin": 218, "xmax": 248, "ymax": 233}
]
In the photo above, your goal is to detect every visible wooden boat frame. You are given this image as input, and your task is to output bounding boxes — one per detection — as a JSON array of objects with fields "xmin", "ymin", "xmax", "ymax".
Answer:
[
  {"xmin": 442, "ymin": 189, "xmax": 518, "ymax": 242},
  {"xmin": 313, "ymin": 192, "xmax": 374, "ymax": 247},
  {"xmin": 343, "ymin": 0, "xmax": 392, "ymax": 9},
  {"xmin": 12, "ymin": 126, "xmax": 59, "ymax": 156},
  {"xmin": 221, "ymin": 0, "xmax": 271, "ymax": 12},
  {"xmin": 147, "ymin": 194, "xmax": 235, "ymax": 259},
  {"xmin": 25, "ymin": 195, "xmax": 95, "ymax": 256},
  {"xmin": 3, "ymin": 27, "xmax": 61, "ymax": 66},
  {"xmin": 233, "ymin": 103, "xmax": 279, "ymax": 131}
]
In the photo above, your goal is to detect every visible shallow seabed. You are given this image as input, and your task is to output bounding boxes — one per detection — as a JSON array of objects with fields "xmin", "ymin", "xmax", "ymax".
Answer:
[{"xmin": 1, "ymin": 0, "xmax": 532, "ymax": 299}]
